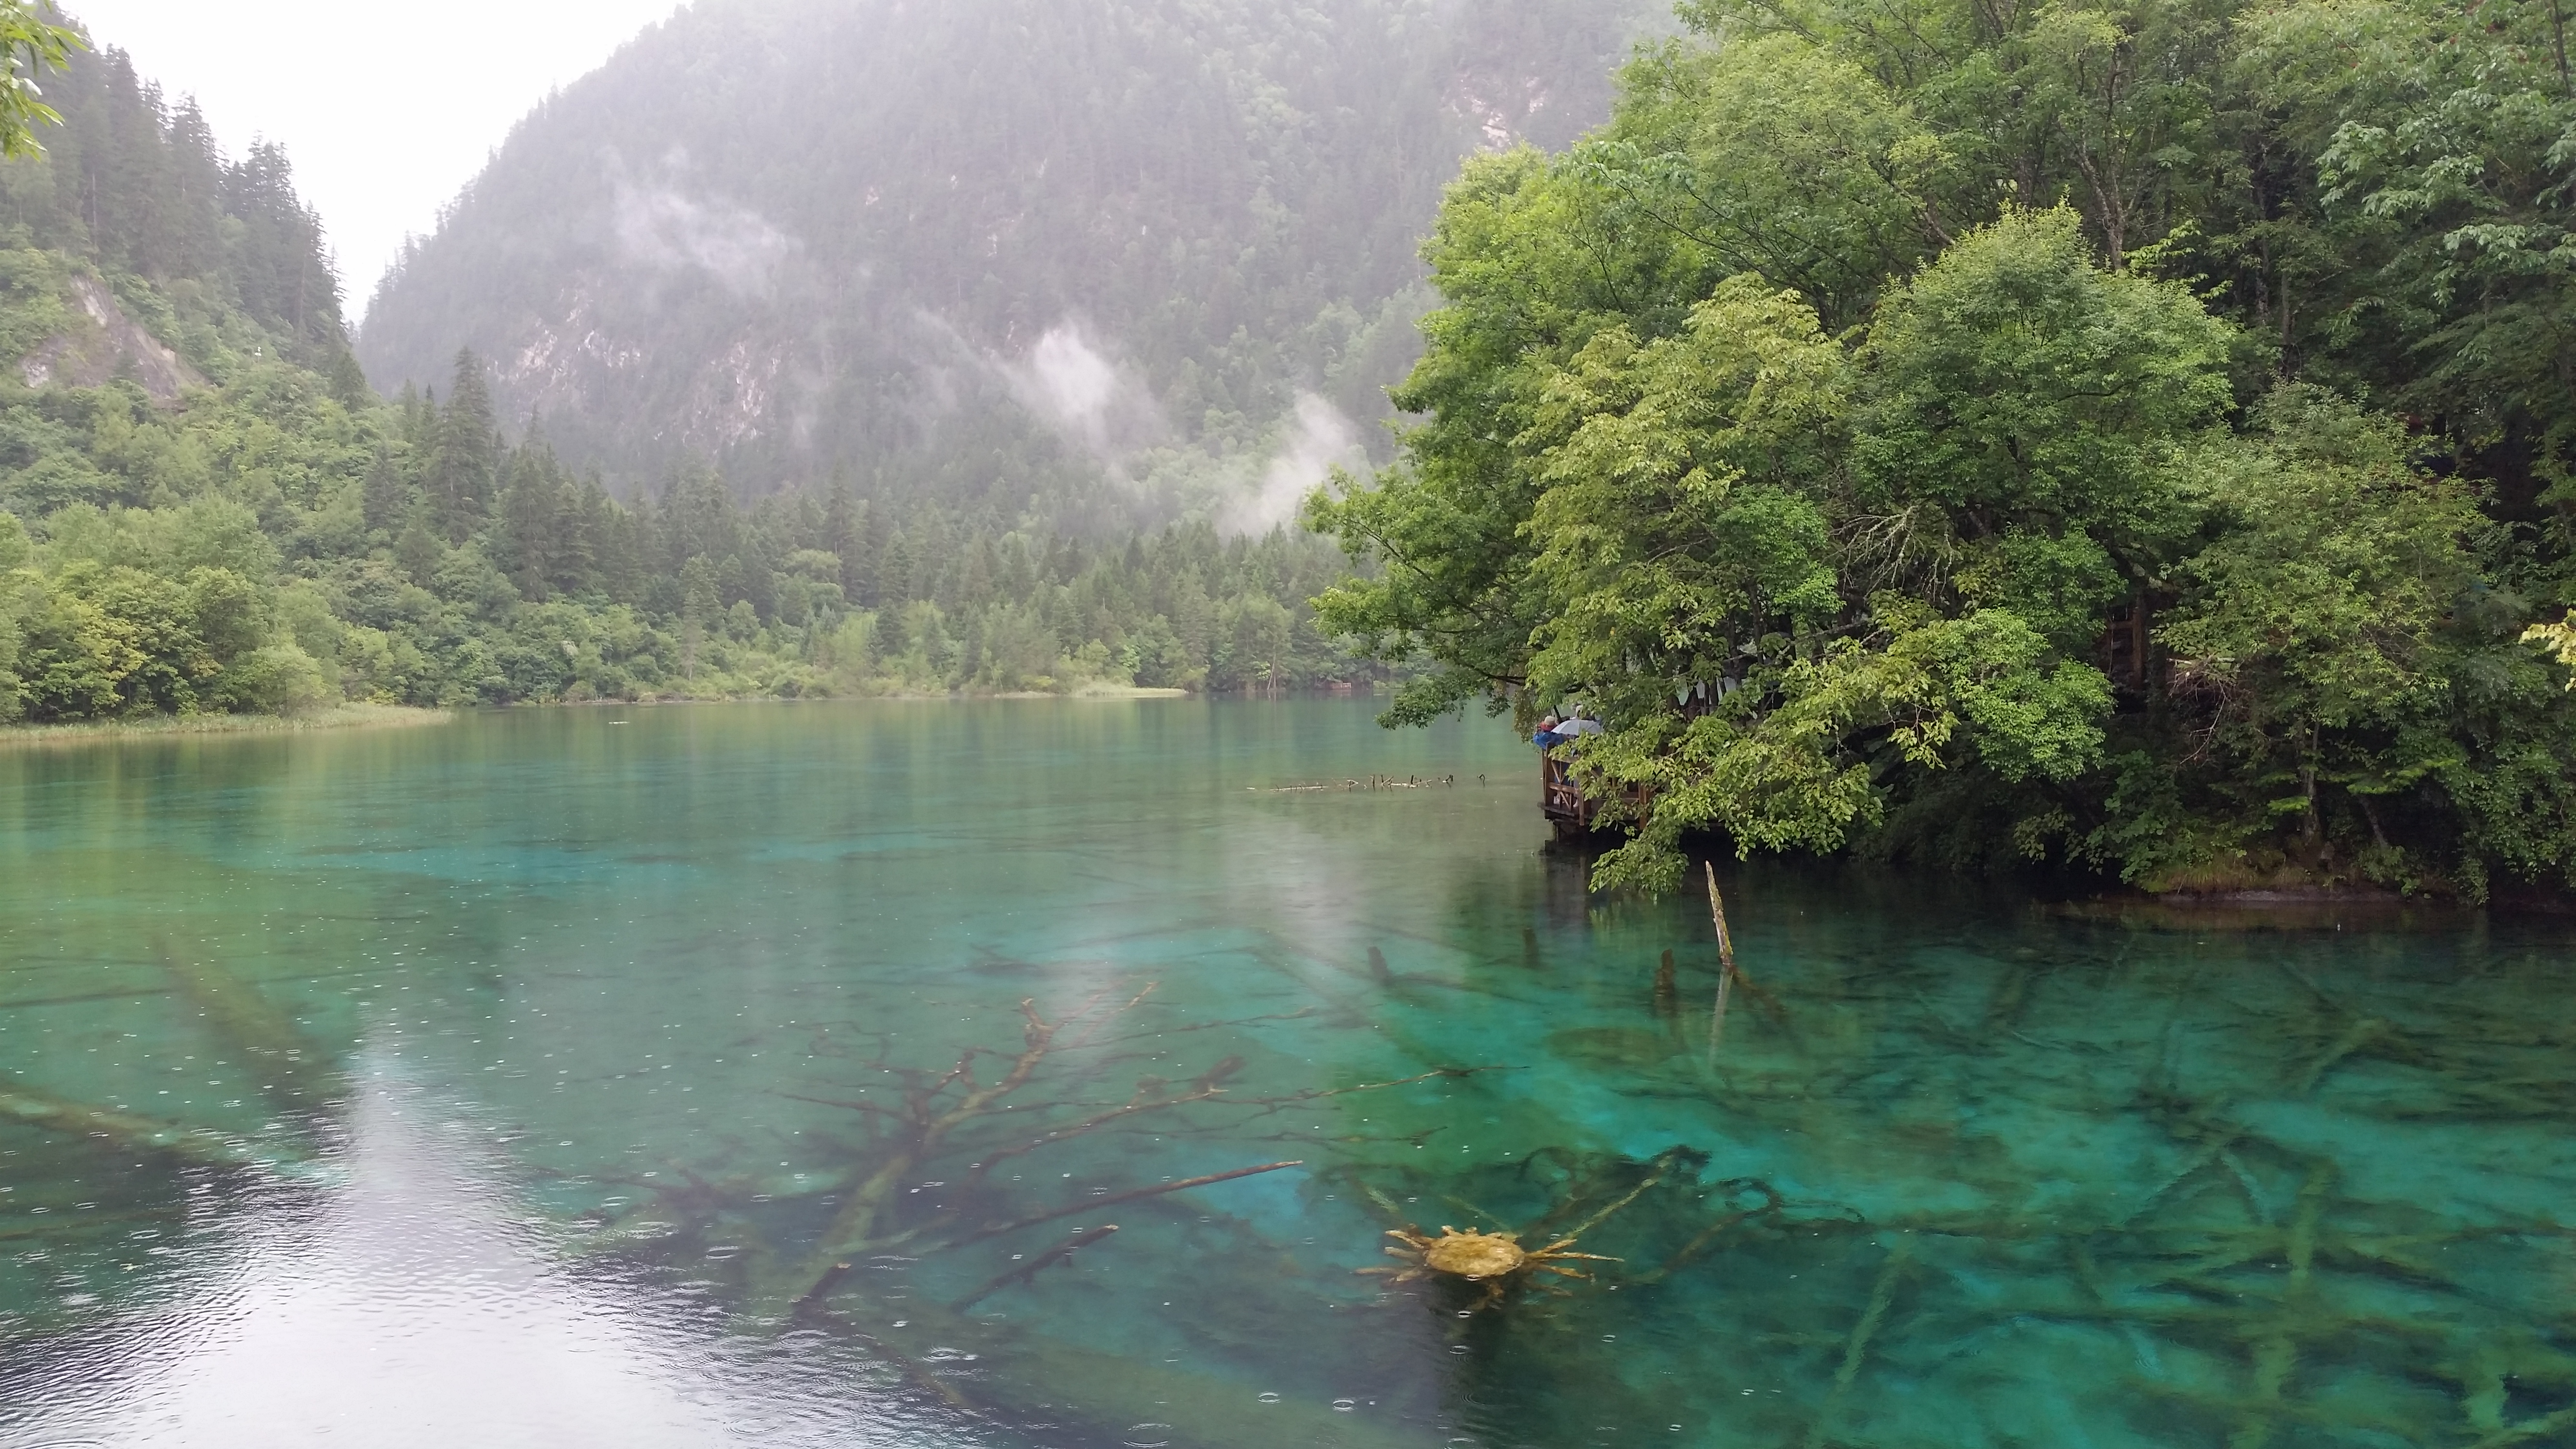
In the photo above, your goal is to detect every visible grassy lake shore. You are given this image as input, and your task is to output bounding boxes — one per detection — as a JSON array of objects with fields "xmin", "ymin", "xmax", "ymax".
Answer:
[
  {"xmin": 0, "ymin": 688, "xmax": 1219, "ymax": 749},
  {"xmin": 0, "ymin": 704, "xmax": 452, "ymax": 749}
]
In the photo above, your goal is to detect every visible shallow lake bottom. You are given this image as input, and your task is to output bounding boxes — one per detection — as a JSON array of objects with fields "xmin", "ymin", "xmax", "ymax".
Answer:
[{"xmin": 0, "ymin": 698, "xmax": 2569, "ymax": 1448}]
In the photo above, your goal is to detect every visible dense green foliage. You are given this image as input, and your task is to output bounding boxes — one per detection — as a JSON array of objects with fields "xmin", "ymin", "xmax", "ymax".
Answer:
[
  {"xmin": 357, "ymin": 0, "xmax": 1666, "ymax": 519},
  {"xmin": 1314, "ymin": 0, "xmax": 2576, "ymax": 898},
  {"xmin": 0, "ymin": 39, "xmax": 359, "ymax": 386},
  {"xmin": 0, "ymin": 348, "xmax": 1377, "ymax": 719},
  {"xmin": 0, "ymin": 0, "xmax": 80, "ymax": 160},
  {"xmin": 0, "ymin": 43, "xmax": 1380, "ymax": 724}
]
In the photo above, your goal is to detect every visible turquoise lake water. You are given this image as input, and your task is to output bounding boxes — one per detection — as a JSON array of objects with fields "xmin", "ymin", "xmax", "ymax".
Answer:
[{"xmin": 0, "ymin": 698, "xmax": 2572, "ymax": 1448}]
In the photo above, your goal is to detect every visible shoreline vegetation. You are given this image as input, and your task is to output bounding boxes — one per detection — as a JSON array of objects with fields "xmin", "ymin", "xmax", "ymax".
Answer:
[
  {"xmin": 1312, "ymin": 0, "xmax": 2576, "ymax": 906},
  {"xmin": 0, "ymin": 683, "xmax": 1243, "ymax": 744},
  {"xmin": 0, "ymin": 684, "xmax": 1231, "ymax": 742},
  {"xmin": 0, "ymin": 702, "xmax": 448, "ymax": 747}
]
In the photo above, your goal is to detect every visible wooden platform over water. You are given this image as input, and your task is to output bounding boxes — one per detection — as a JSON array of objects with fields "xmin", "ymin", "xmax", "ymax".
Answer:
[{"xmin": 1541, "ymin": 755, "xmax": 1650, "ymax": 842}]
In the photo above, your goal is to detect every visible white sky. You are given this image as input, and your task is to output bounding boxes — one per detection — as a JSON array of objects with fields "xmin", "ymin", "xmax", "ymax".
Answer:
[{"xmin": 63, "ymin": 1, "xmax": 691, "ymax": 322}]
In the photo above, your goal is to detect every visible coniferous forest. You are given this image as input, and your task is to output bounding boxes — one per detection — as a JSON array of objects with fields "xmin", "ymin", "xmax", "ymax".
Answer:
[
  {"xmin": 356, "ymin": 0, "xmax": 1668, "ymax": 511},
  {"xmin": 1315, "ymin": 0, "xmax": 2576, "ymax": 898},
  {"xmin": 0, "ymin": 44, "xmax": 1375, "ymax": 724}
]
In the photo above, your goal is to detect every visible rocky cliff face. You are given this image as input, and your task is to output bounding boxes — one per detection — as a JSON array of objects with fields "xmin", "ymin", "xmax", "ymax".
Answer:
[
  {"xmin": 357, "ymin": 0, "xmax": 1667, "ymax": 521},
  {"xmin": 20, "ymin": 274, "xmax": 208, "ymax": 402}
]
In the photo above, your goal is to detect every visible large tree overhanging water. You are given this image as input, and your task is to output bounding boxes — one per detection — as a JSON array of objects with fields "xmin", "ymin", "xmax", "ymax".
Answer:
[{"xmin": 1311, "ymin": 0, "xmax": 2576, "ymax": 902}]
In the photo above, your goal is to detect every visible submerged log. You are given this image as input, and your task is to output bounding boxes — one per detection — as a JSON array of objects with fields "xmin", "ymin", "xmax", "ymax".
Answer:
[
  {"xmin": 157, "ymin": 940, "xmax": 338, "ymax": 1111},
  {"xmin": 955, "ymin": 1224, "xmax": 1120, "ymax": 1310},
  {"xmin": 807, "ymin": 996, "xmax": 1070, "ymax": 1263},
  {"xmin": 820, "ymin": 1291, "xmax": 1436, "ymax": 1449},
  {"xmin": 945, "ymin": 1160, "xmax": 1303, "ymax": 1251},
  {"xmin": 1803, "ymin": 1234, "xmax": 1914, "ymax": 1449},
  {"xmin": 0, "ymin": 1077, "xmax": 319, "ymax": 1178}
]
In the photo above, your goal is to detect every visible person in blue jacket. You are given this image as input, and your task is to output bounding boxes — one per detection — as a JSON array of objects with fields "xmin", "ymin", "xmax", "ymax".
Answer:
[{"xmin": 1532, "ymin": 714, "xmax": 1566, "ymax": 748}]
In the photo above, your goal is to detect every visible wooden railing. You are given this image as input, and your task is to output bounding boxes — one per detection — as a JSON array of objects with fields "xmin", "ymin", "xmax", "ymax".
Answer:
[{"xmin": 1540, "ymin": 753, "xmax": 1650, "ymax": 836}]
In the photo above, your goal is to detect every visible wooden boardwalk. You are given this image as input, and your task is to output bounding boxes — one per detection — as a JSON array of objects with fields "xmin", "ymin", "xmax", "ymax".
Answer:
[{"xmin": 1540, "ymin": 754, "xmax": 1649, "ymax": 842}]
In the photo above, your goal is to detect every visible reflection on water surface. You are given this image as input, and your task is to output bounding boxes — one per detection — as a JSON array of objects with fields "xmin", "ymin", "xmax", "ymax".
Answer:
[{"xmin": 0, "ymin": 699, "xmax": 2572, "ymax": 1448}]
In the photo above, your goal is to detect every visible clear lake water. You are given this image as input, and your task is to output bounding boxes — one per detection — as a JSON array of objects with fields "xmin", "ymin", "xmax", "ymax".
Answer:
[{"xmin": 0, "ymin": 697, "xmax": 2571, "ymax": 1448}]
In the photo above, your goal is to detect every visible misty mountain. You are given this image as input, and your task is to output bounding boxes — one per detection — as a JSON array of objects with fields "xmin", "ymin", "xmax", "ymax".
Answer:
[
  {"xmin": 355, "ymin": 0, "xmax": 1667, "ymax": 527},
  {"xmin": 0, "ymin": 34, "xmax": 1398, "ymax": 717}
]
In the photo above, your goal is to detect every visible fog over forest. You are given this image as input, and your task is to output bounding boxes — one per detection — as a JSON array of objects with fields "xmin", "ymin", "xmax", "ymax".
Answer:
[
  {"xmin": 0, "ymin": 0, "xmax": 1683, "ymax": 716},
  {"xmin": 357, "ymin": 0, "xmax": 1672, "ymax": 529}
]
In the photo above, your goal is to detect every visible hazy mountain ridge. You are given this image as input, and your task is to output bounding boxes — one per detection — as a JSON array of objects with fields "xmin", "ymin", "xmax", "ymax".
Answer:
[
  {"xmin": 357, "ymin": 0, "xmax": 1667, "ymax": 523},
  {"xmin": 0, "ymin": 31, "xmax": 1405, "ymax": 724}
]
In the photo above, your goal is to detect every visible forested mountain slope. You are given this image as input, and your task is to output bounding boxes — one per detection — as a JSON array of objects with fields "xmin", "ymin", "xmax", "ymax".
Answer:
[
  {"xmin": 356, "ymin": 0, "xmax": 1666, "ymax": 523},
  {"xmin": 0, "ymin": 35, "xmax": 1382, "ymax": 724},
  {"xmin": 0, "ymin": 44, "xmax": 361, "ymax": 402}
]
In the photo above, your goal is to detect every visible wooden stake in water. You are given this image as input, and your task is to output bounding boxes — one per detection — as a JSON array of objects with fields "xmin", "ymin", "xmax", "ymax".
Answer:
[
  {"xmin": 1653, "ymin": 948, "xmax": 1678, "ymax": 1014},
  {"xmin": 1707, "ymin": 862, "xmax": 1738, "ymax": 1055}
]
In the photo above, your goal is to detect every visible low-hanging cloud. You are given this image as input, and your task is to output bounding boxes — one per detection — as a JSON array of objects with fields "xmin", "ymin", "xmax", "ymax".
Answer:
[
  {"xmin": 993, "ymin": 322, "xmax": 1167, "ymax": 459},
  {"xmin": 611, "ymin": 178, "xmax": 799, "ymax": 298},
  {"xmin": 1221, "ymin": 392, "xmax": 1368, "ymax": 535}
]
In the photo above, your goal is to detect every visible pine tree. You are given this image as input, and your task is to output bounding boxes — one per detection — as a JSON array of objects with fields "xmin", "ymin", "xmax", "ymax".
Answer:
[
  {"xmin": 89, "ymin": 53, "xmax": 170, "ymax": 277},
  {"xmin": 876, "ymin": 527, "xmax": 911, "ymax": 607},
  {"xmin": 663, "ymin": 462, "xmax": 738, "ymax": 572},
  {"xmin": 225, "ymin": 140, "xmax": 341, "ymax": 354},
  {"xmin": 575, "ymin": 477, "xmax": 624, "ymax": 601},
  {"xmin": 429, "ymin": 351, "xmax": 499, "ymax": 540},
  {"xmin": 360, "ymin": 446, "xmax": 410, "ymax": 537},
  {"xmin": 499, "ymin": 443, "xmax": 560, "ymax": 600},
  {"xmin": 162, "ymin": 97, "xmax": 226, "ymax": 284},
  {"xmin": 822, "ymin": 468, "xmax": 859, "ymax": 584},
  {"xmin": 398, "ymin": 383, "xmax": 435, "ymax": 455},
  {"xmin": 393, "ymin": 511, "xmax": 444, "ymax": 587},
  {"xmin": 549, "ymin": 472, "xmax": 599, "ymax": 599},
  {"xmin": 678, "ymin": 554, "xmax": 720, "ymax": 679}
]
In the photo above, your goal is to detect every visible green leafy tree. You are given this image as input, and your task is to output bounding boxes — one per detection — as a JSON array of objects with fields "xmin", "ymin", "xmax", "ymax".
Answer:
[
  {"xmin": 0, "ymin": 1, "xmax": 80, "ymax": 159},
  {"xmin": 2238, "ymin": 0, "xmax": 2576, "ymax": 482},
  {"xmin": 12, "ymin": 560, "xmax": 209, "ymax": 718},
  {"xmin": 2150, "ymin": 389, "xmax": 2493, "ymax": 876},
  {"xmin": 1569, "ymin": 33, "xmax": 1953, "ymax": 330},
  {"xmin": 1320, "ymin": 207, "xmax": 2205, "ymax": 891},
  {"xmin": 1843, "ymin": 204, "xmax": 2241, "ymax": 715},
  {"xmin": 1305, "ymin": 0, "xmax": 2576, "ymax": 898},
  {"xmin": 1515, "ymin": 274, "xmax": 1848, "ymax": 728},
  {"xmin": 1308, "ymin": 146, "xmax": 1632, "ymax": 728}
]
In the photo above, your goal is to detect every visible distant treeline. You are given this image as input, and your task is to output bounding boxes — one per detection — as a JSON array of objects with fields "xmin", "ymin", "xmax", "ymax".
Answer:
[
  {"xmin": 0, "ymin": 347, "xmax": 1379, "ymax": 720},
  {"xmin": 0, "ymin": 44, "xmax": 1382, "ymax": 724}
]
